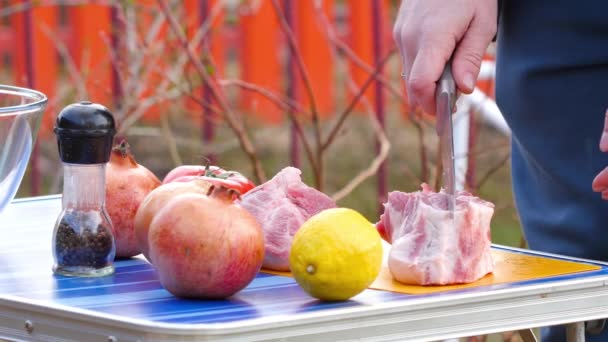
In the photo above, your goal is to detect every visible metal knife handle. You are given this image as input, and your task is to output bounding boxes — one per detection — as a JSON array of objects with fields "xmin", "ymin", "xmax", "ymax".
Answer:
[
  {"xmin": 435, "ymin": 60, "xmax": 456, "ymax": 136},
  {"xmin": 437, "ymin": 61, "xmax": 456, "ymax": 104}
]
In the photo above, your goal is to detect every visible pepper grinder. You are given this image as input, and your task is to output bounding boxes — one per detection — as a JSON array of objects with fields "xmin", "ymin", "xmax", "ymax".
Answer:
[{"xmin": 52, "ymin": 101, "xmax": 116, "ymax": 277}]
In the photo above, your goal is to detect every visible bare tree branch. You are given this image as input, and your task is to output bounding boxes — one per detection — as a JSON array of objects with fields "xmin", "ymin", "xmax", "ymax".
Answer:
[
  {"xmin": 219, "ymin": 79, "xmax": 309, "ymax": 117},
  {"xmin": 158, "ymin": 0, "xmax": 266, "ymax": 183},
  {"xmin": 270, "ymin": 0, "xmax": 323, "ymax": 189},
  {"xmin": 160, "ymin": 113, "xmax": 183, "ymax": 166},
  {"xmin": 38, "ymin": 23, "xmax": 88, "ymax": 99},
  {"xmin": 322, "ymin": 49, "xmax": 396, "ymax": 152},
  {"xmin": 219, "ymin": 79, "xmax": 319, "ymax": 172},
  {"xmin": 312, "ymin": 2, "xmax": 407, "ymax": 107},
  {"xmin": 332, "ymin": 71, "xmax": 391, "ymax": 202},
  {"xmin": 410, "ymin": 109, "xmax": 430, "ymax": 183}
]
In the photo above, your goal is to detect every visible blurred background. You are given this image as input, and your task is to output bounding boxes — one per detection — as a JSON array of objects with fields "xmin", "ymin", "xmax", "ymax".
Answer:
[{"xmin": 0, "ymin": 0, "xmax": 518, "ymax": 256}]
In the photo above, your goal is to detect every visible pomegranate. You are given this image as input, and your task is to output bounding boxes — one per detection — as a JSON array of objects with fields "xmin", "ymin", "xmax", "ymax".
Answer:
[
  {"xmin": 148, "ymin": 187, "xmax": 264, "ymax": 299},
  {"xmin": 163, "ymin": 164, "xmax": 255, "ymax": 195},
  {"xmin": 105, "ymin": 140, "xmax": 161, "ymax": 258},
  {"xmin": 134, "ymin": 179, "xmax": 212, "ymax": 261}
]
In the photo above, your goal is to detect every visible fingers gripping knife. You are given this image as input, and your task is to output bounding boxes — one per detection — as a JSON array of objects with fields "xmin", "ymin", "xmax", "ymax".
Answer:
[{"xmin": 435, "ymin": 62, "xmax": 457, "ymax": 217}]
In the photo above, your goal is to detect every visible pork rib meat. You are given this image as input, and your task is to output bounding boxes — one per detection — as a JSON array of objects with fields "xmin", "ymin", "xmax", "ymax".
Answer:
[
  {"xmin": 377, "ymin": 184, "xmax": 494, "ymax": 285},
  {"xmin": 239, "ymin": 167, "xmax": 336, "ymax": 271}
]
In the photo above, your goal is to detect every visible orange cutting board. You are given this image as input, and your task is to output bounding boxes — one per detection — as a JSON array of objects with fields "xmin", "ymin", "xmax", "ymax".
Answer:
[{"xmin": 262, "ymin": 249, "xmax": 601, "ymax": 295}]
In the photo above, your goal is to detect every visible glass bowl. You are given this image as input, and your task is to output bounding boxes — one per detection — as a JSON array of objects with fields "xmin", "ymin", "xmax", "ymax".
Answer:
[{"xmin": 0, "ymin": 85, "xmax": 47, "ymax": 216}]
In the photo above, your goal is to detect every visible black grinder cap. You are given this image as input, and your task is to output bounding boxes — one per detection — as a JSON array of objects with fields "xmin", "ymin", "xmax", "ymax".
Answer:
[{"xmin": 54, "ymin": 101, "xmax": 116, "ymax": 164}]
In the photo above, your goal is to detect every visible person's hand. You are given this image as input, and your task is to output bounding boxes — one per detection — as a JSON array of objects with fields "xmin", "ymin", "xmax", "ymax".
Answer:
[
  {"xmin": 592, "ymin": 110, "xmax": 608, "ymax": 199},
  {"xmin": 393, "ymin": 0, "xmax": 497, "ymax": 115}
]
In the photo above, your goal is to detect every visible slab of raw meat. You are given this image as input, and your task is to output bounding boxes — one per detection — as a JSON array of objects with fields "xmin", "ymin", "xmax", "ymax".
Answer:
[
  {"xmin": 239, "ymin": 167, "xmax": 336, "ymax": 271},
  {"xmin": 376, "ymin": 184, "xmax": 494, "ymax": 285}
]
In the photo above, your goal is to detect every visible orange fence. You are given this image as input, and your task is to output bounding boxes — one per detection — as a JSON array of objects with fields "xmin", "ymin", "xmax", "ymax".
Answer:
[
  {"xmin": 1, "ymin": 0, "xmax": 396, "ymax": 195},
  {"xmin": 240, "ymin": 0, "xmax": 284, "ymax": 123},
  {"xmin": 1, "ymin": 1, "xmax": 498, "ymax": 207},
  {"xmin": 10, "ymin": 1, "xmax": 58, "ymax": 139},
  {"xmin": 1, "ymin": 0, "xmax": 394, "ymax": 127}
]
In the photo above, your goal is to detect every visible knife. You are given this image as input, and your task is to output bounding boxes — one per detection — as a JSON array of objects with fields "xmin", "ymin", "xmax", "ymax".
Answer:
[{"xmin": 435, "ymin": 61, "xmax": 457, "ymax": 213}]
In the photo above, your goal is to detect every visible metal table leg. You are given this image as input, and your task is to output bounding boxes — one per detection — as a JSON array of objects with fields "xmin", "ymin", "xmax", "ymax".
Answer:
[{"xmin": 566, "ymin": 322, "xmax": 586, "ymax": 342}]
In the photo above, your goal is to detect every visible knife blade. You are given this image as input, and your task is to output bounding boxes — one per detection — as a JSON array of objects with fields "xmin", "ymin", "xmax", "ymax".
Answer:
[{"xmin": 436, "ymin": 62, "xmax": 457, "ymax": 213}]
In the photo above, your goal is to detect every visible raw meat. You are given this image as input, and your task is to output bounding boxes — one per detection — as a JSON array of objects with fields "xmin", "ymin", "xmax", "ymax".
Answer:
[
  {"xmin": 376, "ymin": 184, "xmax": 494, "ymax": 285},
  {"xmin": 239, "ymin": 167, "xmax": 336, "ymax": 271}
]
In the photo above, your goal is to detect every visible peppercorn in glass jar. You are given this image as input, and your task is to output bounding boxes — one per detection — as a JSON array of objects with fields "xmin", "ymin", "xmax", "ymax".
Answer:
[{"xmin": 52, "ymin": 102, "xmax": 116, "ymax": 277}]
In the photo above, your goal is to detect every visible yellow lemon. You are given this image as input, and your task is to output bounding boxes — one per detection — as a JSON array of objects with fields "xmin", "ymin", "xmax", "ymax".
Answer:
[{"xmin": 289, "ymin": 208, "xmax": 383, "ymax": 301}]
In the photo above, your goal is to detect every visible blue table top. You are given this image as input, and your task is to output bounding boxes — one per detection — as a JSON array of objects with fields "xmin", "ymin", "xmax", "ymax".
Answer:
[{"xmin": 2, "ymin": 196, "xmax": 608, "ymax": 327}]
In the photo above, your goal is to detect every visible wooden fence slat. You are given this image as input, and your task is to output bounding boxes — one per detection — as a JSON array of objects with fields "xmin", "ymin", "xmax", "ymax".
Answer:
[
  {"xmin": 477, "ymin": 54, "xmax": 496, "ymax": 96},
  {"xmin": 30, "ymin": 5, "xmax": 57, "ymax": 107},
  {"xmin": 240, "ymin": 0, "xmax": 283, "ymax": 123},
  {"xmin": 11, "ymin": 1, "xmax": 27, "ymax": 88},
  {"xmin": 31, "ymin": 5, "xmax": 58, "ymax": 125},
  {"xmin": 347, "ymin": 0, "xmax": 389, "ymax": 109},
  {"xmin": 11, "ymin": 2, "xmax": 58, "ymax": 130},
  {"xmin": 11, "ymin": 1, "xmax": 60, "ymax": 196},
  {"xmin": 372, "ymin": 0, "xmax": 387, "ymax": 214},
  {"xmin": 133, "ymin": 0, "xmax": 169, "ymax": 123},
  {"xmin": 189, "ymin": 0, "xmax": 225, "ymax": 78},
  {"xmin": 284, "ymin": 0, "xmax": 299, "ymax": 168},
  {"xmin": 110, "ymin": 5, "xmax": 125, "ymax": 113},
  {"xmin": 69, "ymin": 4, "xmax": 112, "ymax": 106},
  {"xmin": 294, "ymin": 0, "xmax": 334, "ymax": 116},
  {"xmin": 184, "ymin": 0, "xmax": 225, "ymax": 78},
  {"xmin": 184, "ymin": 0, "xmax": 225, "ymax": 118},
  {"xmin": 184, "ymin": 0, "xmax": 225, "ymax": 162},
  {"xmin": 347, "ymin": 0, "xmax": 374, "ymax": 107}
]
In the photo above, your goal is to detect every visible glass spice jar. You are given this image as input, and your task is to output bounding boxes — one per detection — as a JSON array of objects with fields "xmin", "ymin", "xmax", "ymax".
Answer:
[{"xmin": 52, "ymin": 101, "xmax": 116, "ymax": 277}]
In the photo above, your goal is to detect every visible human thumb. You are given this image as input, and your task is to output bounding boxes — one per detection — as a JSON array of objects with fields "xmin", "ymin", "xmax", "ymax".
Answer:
[{"xmin": 451, "ymin": 17, "xmax": 495, "ymax": 94}]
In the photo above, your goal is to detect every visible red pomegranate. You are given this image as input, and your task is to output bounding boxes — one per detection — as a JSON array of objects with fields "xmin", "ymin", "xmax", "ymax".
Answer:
[
  {"xmin": 105, "ymin": 140, "xmax": 161, "ymax": 258},
  {"xmin": 148, "ymin": 187, "xmax": 265, "ymax": 298}
]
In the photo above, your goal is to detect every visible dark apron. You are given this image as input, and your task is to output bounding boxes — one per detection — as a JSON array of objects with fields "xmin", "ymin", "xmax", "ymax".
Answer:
[{"xmin": 496, "ymin": 1, "xmax": 608, "ymax": 341}]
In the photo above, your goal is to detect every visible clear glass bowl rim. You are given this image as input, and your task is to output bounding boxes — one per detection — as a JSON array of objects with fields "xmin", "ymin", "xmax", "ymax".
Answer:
[{"xmin": 0, "ymin": 85, "xmax": 48, "ymax": 115}]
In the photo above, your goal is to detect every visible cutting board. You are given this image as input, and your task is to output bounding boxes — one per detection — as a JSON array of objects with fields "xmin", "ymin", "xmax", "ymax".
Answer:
[{"xmin": 263, "ymin": 248, "xmax": 601, "ymax": 295}]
